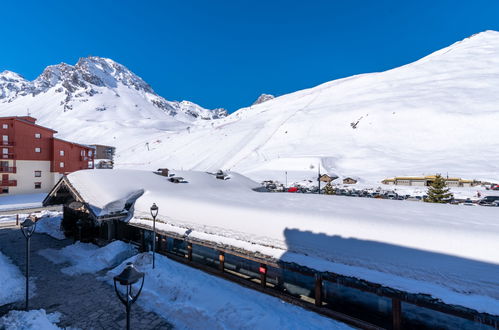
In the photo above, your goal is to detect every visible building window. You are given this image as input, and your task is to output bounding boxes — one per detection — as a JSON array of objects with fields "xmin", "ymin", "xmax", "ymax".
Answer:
[
  {"xmin": 34, "ymin": 182, "xmax": 41, "ymax": 189},
  {"xmin": 2, "ymin": 124, "xmax": 7, "ymax": 129},
  {"xmin": 81, "ymin": 150, "xmax": 85, "ymax": 156},
  {"xmin": 35, "ymin": 133, "xmax": 41, "ymax": 139},
  {"xmin": 60, "ymin": 162, "xmax": 64, "ymax": 168},
  {"xmin": 35, "ymin": 147, "xmax": 41, "ymax": 153},
  {"xmin": 88, "ymin": 161, "xmax": 93, "ymax": 168},
  {"xmin": 60, "ymin": 150, "xmax": 64, "ymax": 156},
  {"xmin": 88, "ymin": 150, "xmax": 93, "ymax": 157},
  {"xmin": 35, "ymin": 171, "xmax": 41, "ymax": 177}
]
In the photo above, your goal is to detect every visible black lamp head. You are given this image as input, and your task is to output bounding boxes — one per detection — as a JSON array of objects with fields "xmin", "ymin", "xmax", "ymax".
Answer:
[
  {"xmin": 113, "ymin": 262, "xmax": 144, "ymax": 286},
  {"xmin": 150, "ymin": 203, "xmax": 159, "ymax": 218},
  {"xmin": 20, "ymin": 218, "xmax": 35, "ymax": 228}
]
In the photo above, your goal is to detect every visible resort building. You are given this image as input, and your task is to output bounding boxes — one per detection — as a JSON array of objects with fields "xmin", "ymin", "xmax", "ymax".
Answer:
[
  {"xmin": 381, "ymin": 175, "xmax": 476, "ymax": 187},
  {"xmin": 0, "ymin": 116, "xmax": 94, "ymax": 195}
]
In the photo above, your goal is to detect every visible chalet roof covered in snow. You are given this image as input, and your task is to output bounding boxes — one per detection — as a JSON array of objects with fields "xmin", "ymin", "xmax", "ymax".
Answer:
[{"xmin": 50, "ymin": 169, "xmax": 499, "ymax": 315}]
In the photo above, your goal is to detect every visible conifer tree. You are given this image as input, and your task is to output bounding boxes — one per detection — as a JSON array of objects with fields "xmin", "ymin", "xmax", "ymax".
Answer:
[
  {"xmin": 324, "ymin": 182, "xmax": 334, "ymax": 195},
  {"xmin": 426, "ymin": 174, "xmax": 453, "ymax": 203}
]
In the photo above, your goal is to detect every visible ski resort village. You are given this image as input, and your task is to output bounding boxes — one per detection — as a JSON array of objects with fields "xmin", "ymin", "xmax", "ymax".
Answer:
[{"xmin": 2, "ymin": 4, "xmax": 499, "ymax": 329}]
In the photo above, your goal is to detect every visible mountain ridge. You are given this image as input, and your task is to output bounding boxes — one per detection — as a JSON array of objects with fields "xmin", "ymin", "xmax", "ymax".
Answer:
[{"xmin": 0, "ymin": 56, "xmax": 227, "ymax": 120}]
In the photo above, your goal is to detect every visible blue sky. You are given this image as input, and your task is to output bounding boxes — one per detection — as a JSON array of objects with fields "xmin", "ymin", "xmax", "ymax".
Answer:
[{"xmin": 1, "ymin": 1, "xmax": 499, "ymax": 111}]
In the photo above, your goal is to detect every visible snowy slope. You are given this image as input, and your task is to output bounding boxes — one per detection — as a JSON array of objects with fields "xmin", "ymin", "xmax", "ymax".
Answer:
[
  {"xmin": 115, "ymin": 30, "xmax": 499, "ymax": 183},
  {"xmin": 64, "ymin": 169, "xmax": 499, "ymax": 314},
  {"xmin": 2, "ymin": 32, "xmax": 499, "ymax": 183}
]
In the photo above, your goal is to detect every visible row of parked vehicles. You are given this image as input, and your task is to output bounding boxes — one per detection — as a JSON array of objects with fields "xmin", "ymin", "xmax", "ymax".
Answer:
[{"xmin": 261, "ymin": 180, "xmax": 499, "ymax": 206}]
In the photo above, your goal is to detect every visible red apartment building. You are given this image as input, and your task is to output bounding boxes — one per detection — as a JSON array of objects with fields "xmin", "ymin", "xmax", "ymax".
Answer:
[{"xmin": 1, "ymin": 116, "xmax": 94, "ymax": 195}]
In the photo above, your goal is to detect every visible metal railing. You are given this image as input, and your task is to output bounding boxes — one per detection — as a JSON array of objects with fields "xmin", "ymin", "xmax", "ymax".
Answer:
[
  {"xmin": 0, "ymin": 140, "xmax": 15, "ymax": 146},
  {"xmin": 0, "ymin": 166, "xmax": 16, "ymax": 173},
  {"xmin": 0, "ymin": 180, "xmax": 17, "ymax": 186},
  {"xmin": 1, "ymin": 153, "xmax": 15, "ymax": 159}
]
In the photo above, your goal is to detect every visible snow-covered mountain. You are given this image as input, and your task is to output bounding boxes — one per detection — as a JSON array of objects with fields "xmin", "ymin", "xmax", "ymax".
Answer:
[
  {"xmin": 2, "ymin": 31, "xmax": 499, "ymax": 184},
  {"xmin": 0, "ymin": 56, "xmax": 227, "ymax": 119}
]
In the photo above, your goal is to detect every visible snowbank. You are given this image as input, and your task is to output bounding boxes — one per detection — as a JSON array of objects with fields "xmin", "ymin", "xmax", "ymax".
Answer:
[
  {"xmin": 0, "ymin": 309, "xmax": 62, "ymax": 330},
  {"xmin": 107, "ymin": 253, "xmax": 351, "ymax": 329},
  {"xmin": 0, "ymin": 252, "xmax": 28, "ymax": 306},
  {"xmin": 35, "ymin": 211, "xmax": 65, "ymax": 240},
  {"xmin": 39, "ymin": 241, "xmax": 137, "ymax": 275},
  {"xmin": 66, "ymin": 169, "xmax": 499, "ymax": 314}
]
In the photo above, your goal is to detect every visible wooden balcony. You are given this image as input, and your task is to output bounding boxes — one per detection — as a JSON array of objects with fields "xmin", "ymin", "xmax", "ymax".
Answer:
[
  {"xmin": 80, "ymin": 156, "xmax": 89, "ymax": 161},
  {"xmin": 0, "ymin": 180, "xmax": 17, "ymax": 187},
  {"xmin": 0, "ymin": 166, "xmax": 16, "ymax": 173}
]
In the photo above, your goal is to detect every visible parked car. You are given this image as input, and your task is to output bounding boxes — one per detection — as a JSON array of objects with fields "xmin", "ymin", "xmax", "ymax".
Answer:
[
  {"xmin": 478, "ymin": 196, "xmax": 499, "ymax": 206},
  {"xmin": 462, "ymin": 199, "xmax": 475, "ymax": 206}
]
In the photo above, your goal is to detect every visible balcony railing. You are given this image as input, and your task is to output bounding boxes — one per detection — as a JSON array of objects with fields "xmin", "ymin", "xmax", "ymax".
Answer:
[
  {"xmin": 0, "ymin": 166, "xmax": 16, "ymax": 173},
  {"xmin": 0, "ymin": 180, "xmax": 17, "ymax": 187},
  {"xmin": 80, "ymin": 156, "xmax": 89, "ymax": 161},
  {"xmin": 1, "ymin": 153, "xmax": 15, "ymax": 159},
  {"xmin": 0, "ymin": 141, "xmax": 15, "ymax": 147}
]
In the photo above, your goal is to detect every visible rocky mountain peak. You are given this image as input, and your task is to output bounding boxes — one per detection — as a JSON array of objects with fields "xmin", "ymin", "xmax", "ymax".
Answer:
[
  {"xmin": 252, "ymin": 93, "xmax": 274, "ymax": 105},
  {"xmin": 0, "ymin": 71, "xmax": 30, "ymax": 101}
]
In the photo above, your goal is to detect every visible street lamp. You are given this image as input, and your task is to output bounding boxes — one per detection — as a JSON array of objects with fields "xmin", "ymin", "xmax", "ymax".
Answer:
[
  {"xmin": 150, "ymin": 203, "xmax": 159, "ymax": 269},
  {"xmin": 20, "ymin": 217, "xmax": 36, "ymax": 311},
  {"xmin": 113, "ymin": 262, "xmax": 145, "ymax": 330}
]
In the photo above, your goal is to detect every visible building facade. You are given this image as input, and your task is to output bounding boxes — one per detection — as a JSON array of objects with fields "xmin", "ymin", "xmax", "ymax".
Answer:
[{"xmin": 1, "ymin": 116, "xmax": 94, "ymax": 195}]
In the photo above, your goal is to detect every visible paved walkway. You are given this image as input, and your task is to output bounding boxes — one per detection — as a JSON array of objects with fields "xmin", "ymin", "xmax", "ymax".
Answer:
[{"xmin": 0, "ymin": 228, "xmax": 172, "ymax": 329}]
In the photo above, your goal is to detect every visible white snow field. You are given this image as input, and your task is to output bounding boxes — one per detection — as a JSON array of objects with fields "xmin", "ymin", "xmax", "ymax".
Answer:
[
  {"xmin": 0, "ymin": 309, "xmax": 63, "ymax": 330},
  {"xmin": 63, "ymin": 169, "xmax": 499, "ymax": 314},
  {"xmin": 0, "ymin": 252, "xmax": 27, "ymax": 306},
  {"xmin": 2, "ymin": 32, "xmax": 499, "ymax": 184},
  {"xmin": 39, "ymin": 240, "xmax": 136, "ymax": 275},
  {"xmin": 107, "ymin": 252, "xmax": 352, "ymax": 330},
  {"xmin": 0, "ymin": 194, "xmax": 46, "ymax": 211}
]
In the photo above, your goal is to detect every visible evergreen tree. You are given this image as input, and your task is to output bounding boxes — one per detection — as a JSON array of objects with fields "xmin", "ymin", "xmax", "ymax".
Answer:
[
  {"xmin": 324, "ymin": 182, "xmax": 334, "ymax": 195},
  {"xmin": 426, "ymin": 174, "xmax": 453, "ymax": 203}
]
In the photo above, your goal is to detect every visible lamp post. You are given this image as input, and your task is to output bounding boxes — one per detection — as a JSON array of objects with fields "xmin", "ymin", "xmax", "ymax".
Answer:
[
  {"xmin": 75, "ymin": 219, "xmax": 83, "ymax": 243},
  {"xmin": 150, "ymin": 203, "xmax": 159, "ymax": 269},
  {"xmin": 20, "ymin": 217, "xmax": 36, "ymax": 311},
  {"xmin": 113, "ymin": 262, "xmax": 145, "ymax": 330}
]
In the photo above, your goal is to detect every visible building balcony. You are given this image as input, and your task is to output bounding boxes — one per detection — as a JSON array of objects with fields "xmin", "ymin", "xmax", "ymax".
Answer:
[
  {"xmin": 0, "ymin": 166, "xmax": 16, "ymax": 173},
  {"xmin": 0, "ymin": 180, "xmax": 17, "ymax": 187},
  {"xmin": 80, "ymin": 156, "xmax": 89, "ymax": 161},
  {"xmin": 1, "ymin": 153, "xmax": 15, "ymax": 159},
  {"xmin": 0, "ymin": 141, "xmax": 15, "ymax": 147}
]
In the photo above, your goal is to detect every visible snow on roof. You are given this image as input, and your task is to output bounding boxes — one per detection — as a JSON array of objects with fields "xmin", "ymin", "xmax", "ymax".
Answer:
[{"xmin": 66, "ymin": 169, "xmax": 499, "ymax": 314}]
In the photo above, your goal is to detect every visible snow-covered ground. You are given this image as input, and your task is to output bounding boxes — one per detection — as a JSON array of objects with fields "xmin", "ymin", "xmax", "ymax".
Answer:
[
  {"xmin": 0, "ymin": 309, "xmax": 63, "ymax": 330},
  {"xmin": 107, "ymin": 253, "xmax": 351, "ymax": 329},
  {"xmin": 0, "ymin": 251, "xmax": 29, "ymax": 307},
  {"xmin": 62, "ymin": 169, "xmax": 499, "ymax": 315},
  {"xmin": 0, "ymin": 194, "xmax": 46, "ymax": 211},
  {"xmin": 35, "ymin": 240, "xmax": 350, "ymax": 328},
  {"xmin": 39, "ymin": 241, "xmax": 137, "ymax": 275}
]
